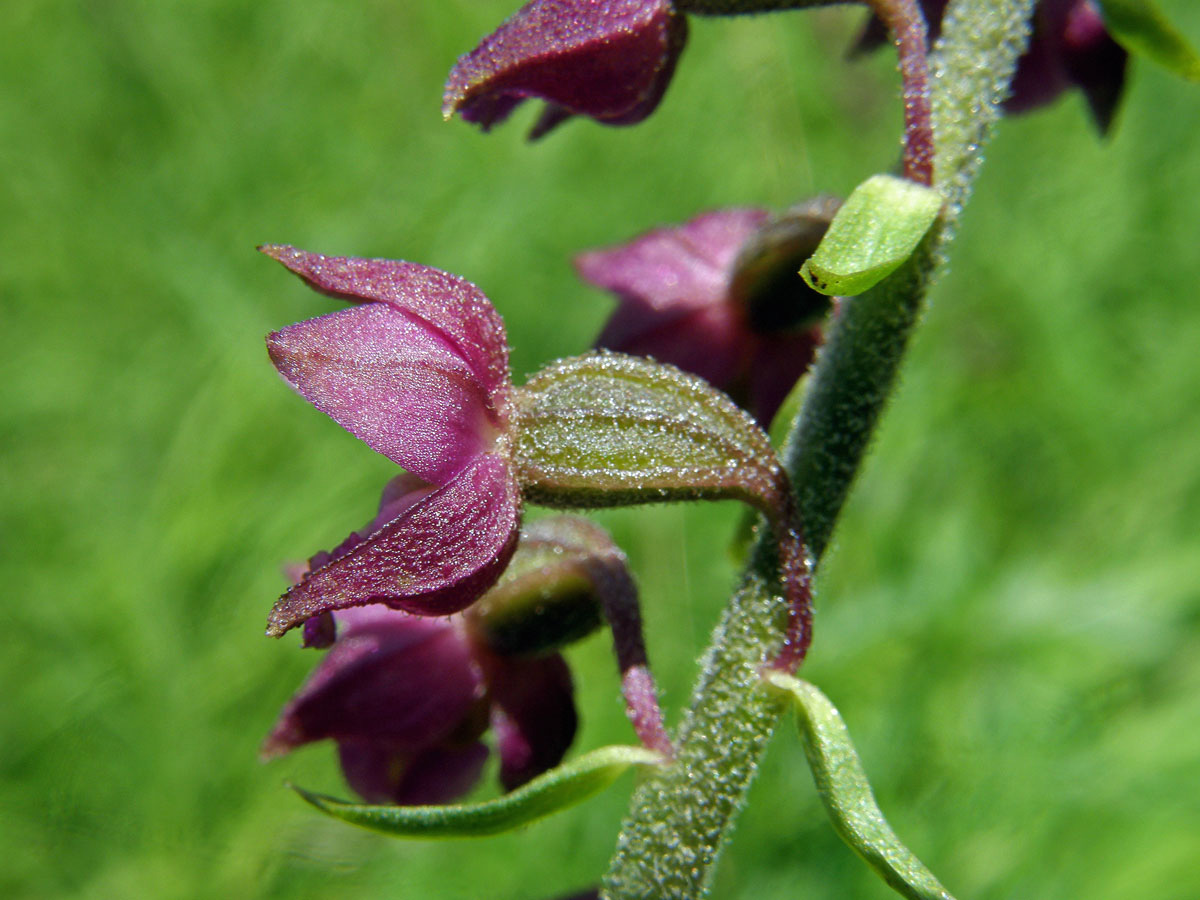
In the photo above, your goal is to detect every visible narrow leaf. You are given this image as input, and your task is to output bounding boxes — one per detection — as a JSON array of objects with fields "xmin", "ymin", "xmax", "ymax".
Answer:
[
  {"xmin": 1096, "ymin": 0, "xmax": 1200, "ymax": 81},
  {"xmin": 765, "ymin": 672, "xmax": 956, "ymax": 900},
  {"xmin": 799, "ymin": 174, "xmax": 941, "ymax": 296},
  {"xmin": 290, "ymin": 744, "xmax": 662, "ymax": 838}
]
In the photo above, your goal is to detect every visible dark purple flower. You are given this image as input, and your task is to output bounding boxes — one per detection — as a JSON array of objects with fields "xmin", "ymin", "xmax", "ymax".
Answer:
[
  {"xmin": 855, "ymin": 0, "xmax": 1127, "ymax": 132},
  {"xmin": 577, "ymin": 203, "xmax": 835, "ymax": 426},
  {"xmin": 263, "ymin": 603, "xmax": 577, "ymax": 804},
  {"xmin": 262, "ymin": 246, "xmax": 522, "ymax": 637},
  {"xmin": 443, "ymin": 0, "xmax": 688, "ymax": 138}
]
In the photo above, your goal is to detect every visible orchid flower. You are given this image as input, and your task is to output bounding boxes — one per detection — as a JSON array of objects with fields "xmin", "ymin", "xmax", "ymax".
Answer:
[
  {"xmin": 262, "ymin": 246, "xmax": 521, "ymax": 636},
  {"xmin": 578, "ymin": 201, "xmax": 837, "ymax": 426},
  {"xmin": 443, "ymin": 0, "xmax": 687, "ymax": 138}
]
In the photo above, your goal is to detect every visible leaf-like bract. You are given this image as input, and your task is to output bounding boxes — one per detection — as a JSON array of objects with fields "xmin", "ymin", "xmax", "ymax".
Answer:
[
  {"xmin": 800, "ymin": 175, "xmax": 941, "ymax": 297},
  {"xmin": 290, "ymin": 744, "xmax": 661, "ymax": 838},
  {"xmin": 766, "ymin": 673, "xmax": 956, "ymax": 900}
]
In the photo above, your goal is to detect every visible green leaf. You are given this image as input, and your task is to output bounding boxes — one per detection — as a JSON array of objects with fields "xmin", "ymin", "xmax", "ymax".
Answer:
[
  {"xmin": 1097, "ymin": 0, "xmax": 1200, "ymax": 81},
  {"xmin": 290, "ymin": 744, "xmax": 662, "ymax": 839},
  {"xmin": 765, "ymin": 673, "xmax": 956, "ymax": 900},
  {"xmin": 799, "ymin": 175, "xmax": 941, "ymax": 297},
  {"xmin": 512, "ymin": 351, "xmax": 789, "ymax": 515}
]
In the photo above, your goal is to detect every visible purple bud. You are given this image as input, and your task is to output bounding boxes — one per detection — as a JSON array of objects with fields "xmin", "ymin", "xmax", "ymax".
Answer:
[{"xmin": 444, "ymin": 0, "xmax": 688, "ymax": 138}]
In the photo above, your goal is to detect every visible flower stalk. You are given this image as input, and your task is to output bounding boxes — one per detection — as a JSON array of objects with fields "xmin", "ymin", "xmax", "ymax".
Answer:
[{"xmin": 601, "ymin": 1, "xmax": 1036, "ymax": 897}]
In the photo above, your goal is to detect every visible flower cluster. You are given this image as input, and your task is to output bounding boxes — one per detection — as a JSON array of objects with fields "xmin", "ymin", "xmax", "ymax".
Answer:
[
  {"xmin": 253, "ymin": 0, "xmax": 1200, "ymax": 893},
  {"xmin": 261, "ymin": 240, "xmax": 813, "ymax": 800}
]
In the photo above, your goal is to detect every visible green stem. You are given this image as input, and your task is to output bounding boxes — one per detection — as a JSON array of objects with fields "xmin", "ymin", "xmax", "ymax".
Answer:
[{"xmin": 601, "ymin": 2, "xmax": 1034, "ymax": 897}]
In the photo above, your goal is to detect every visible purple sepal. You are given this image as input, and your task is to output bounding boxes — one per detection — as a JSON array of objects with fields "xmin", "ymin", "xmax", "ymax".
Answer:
[
  {"xmin": 267, "ymin": 454, "xmax": 522, "ymax": 636},
  {"xmin": 262, "ymin": 245, "xmax": 510, "ymax": 412},
  {"xmin": 444, "ymin": 0, "xmax": 688, "ymax": 138},
  {"xmin": 267, "ymin": 287, "xmax": 504, "ymax": 485}
]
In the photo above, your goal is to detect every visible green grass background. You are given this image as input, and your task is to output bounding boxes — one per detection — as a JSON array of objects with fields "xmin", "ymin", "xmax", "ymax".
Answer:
[{"xmin": 3, "ymin": 1, "xmax": 1198, "ymax": 898}]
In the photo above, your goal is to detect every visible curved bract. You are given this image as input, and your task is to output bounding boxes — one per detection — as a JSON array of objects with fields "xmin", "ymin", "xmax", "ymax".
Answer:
[{"xmin": 290, "ymin": 745, "xmax": 664, "ymax": 838}]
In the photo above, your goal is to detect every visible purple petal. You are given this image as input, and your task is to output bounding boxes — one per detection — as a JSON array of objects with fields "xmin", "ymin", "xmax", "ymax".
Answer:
[
  {"xmin": 444, "ymin": 0, "xmax": 686, "ymax": 130},
  {"xmin": 262, "ymin": 246, "xmax": 510, "ymax": 412},
  {"xmin": 298, "ymin": 474, "xmax": 438, "ymax": 648},
  {"xmin": 337, "ymin": 739, "xmax": 490, "ymax": 806},
  {"xmin": 481, "ymin": 651, "xmax": 577, "ymax": 791},
  {"xmin": 262, "ymin": 614, "xmax": 486, "ymax": 756},
  {"xmin": 268, "ymin": 301, "xmax": 503, "ymax": 485},
  {"xmin": 579, "ymin": 209, "xmax": 769, "ymax": 395},
  {"xmin": 578, "ymin": 209, "xmax": 768, "ymax": 314},
  {"xmin": 266, "ymin": 453, "xmax": 522, "ymax": 636}
]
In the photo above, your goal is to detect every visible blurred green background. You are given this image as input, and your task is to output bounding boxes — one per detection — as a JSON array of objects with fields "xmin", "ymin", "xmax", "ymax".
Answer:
[{"xmin": 3, "ymin": 1, "xmax": 1198, "ymax": 898}]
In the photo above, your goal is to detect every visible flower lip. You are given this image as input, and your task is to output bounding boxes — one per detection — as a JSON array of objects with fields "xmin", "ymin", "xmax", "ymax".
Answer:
[
  {"xmin": 261, "ymin": 612, "xmax": 487, "ymax": 759},
  {"xmin": 443, "ymin": 0, "xmax": 687, "ymax": 136}
]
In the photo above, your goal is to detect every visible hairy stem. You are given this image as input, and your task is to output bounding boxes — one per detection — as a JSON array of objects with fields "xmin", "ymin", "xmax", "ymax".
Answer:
[{"xmin": 602, "ymin": 2, "xmax": 1034, "ymax": 897}]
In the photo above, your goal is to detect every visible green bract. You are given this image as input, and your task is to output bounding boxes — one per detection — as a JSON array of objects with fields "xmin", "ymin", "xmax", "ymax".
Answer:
[
  {"xmin": 291, "ymin": 744, "xmax": 663, "ymax": 839},
  {"xmin": 800, "ymin": 174, "xmax": 942, "ymax": 297},
  {"xmin": 512, "ymin": 351, "xmax": 789, "ymax": 514},
  {"xmin": 765, "ymin": 673, "xmax": 956, "ymax": 900},
  {"xmin": 1096, "ymin": 0, "xmax": 1200, "ymax": 81}
]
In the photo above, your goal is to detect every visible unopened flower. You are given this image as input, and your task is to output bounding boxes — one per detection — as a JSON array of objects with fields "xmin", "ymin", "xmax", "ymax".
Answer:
[
  {"xmin": 262, "ymin": 603, "xmax": 576, "ymax": 803},
  {"xmin": 262, "ymin": 246, "xmax": 521, "ymax": 637},
  {"xmin": 855, "ymin": 0, "xmax": 1127, "ymax": 132},
  {"xmin": 577, "ymin": 200, "xmax": 837, "ymax": 426},
  {"xmin": 443, "ymin": 0, "xmax": 687, "ymax": 138}
]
